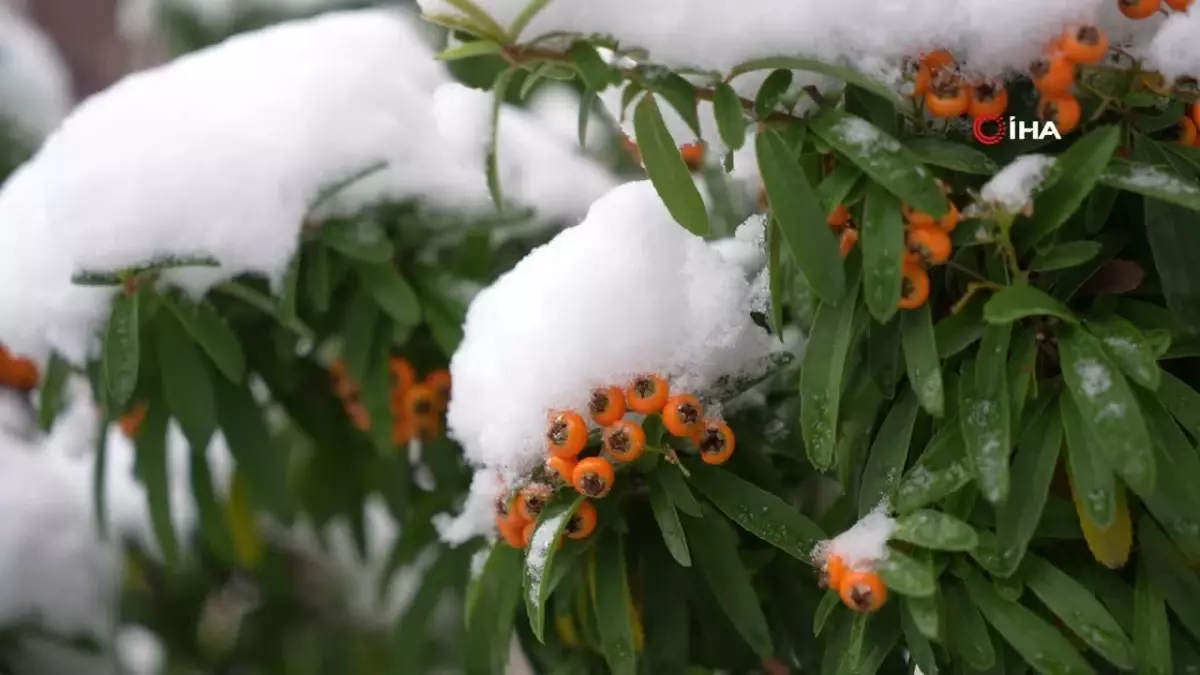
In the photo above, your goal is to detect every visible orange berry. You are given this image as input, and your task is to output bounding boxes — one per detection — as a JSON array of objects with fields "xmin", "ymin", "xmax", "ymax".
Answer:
[
  {"xmin": 1118, "ymin": 0, "xmax": 1162, "ymax": 19},
  {"xmin": 522, "ymin": 521, "xmax": 536, "ymax": 548},
  {"xmin": 391, "ymin": 414, "xmax": 415, "ymax": 445},
  {"xmin": 1177, "ymin": 117, "xmax": 1198, "ymax": 146},
  {"xmin": 839, "ymin": 228, "xmax": 859, "ymax": 259},
  {"xmin": 547, "ymin": 456, "xmax": 577, "ymax": 483},
  {"xmin": 920, "ymin": 49, "xmax": 954, "ymax": 72},
  {"xmin": 547, "ymin": 411, "xmax": 588, "ymax": 459},
  {"xmin": 572, "ymin": 457, "xmax": 615, "ymax": 498},
  {"xmin": 389, "ymin": 357, "xmax": 416, "ymax": 392},
  {"xmin": 912, "ymin": 64, "xmax": 932, "ymax": 97},
  {"xmin": 1166, "ymin": 0, "xmax": 1193, "ymax": 9},
  {"xmin": 662, "ymin": 394, "xmax": 704, "ymax": 437},
  {"xmin": 403, "ymin": 384, "xmax": 438, "ymax": 418},
  {"xmin": 693, "ymin": 419, "xmax": 735, "ymax": 465},
  {"xmin": 1038, "ymin": 93, "xmax": 1082, "ymax": 135},
  {"xmin": 827, "ymin": 204, "xmax": 851, "ymax": 229},
  {"xmin": 1060, "ymin": 25, "xmax": 1109, "ymax": 65},
  {"xmin": 1030, "ymin": 52, "xmax": 1075, "ymax": 94},
  {"xmin": 924, "ymin": 79, "xmax": 970, "ymax": 118},
  {"xmin": 967, "ymin": 82, "xmax": 1008, "ymax": 119},
  {"xmin": 119, "ymin": 403, "xmax": 148, "ymax": 440},
  {"xmin": 2, "ymin": 356, "xmax": 39, "ymax": 392},
  {"xmin": 603, "ymin": 419, "xmax": 647, "ymax": 462},
  {"xmin": 839, "ymin": 571, "xmax": 888, "ymax": 612},
  {"xmin": 680, "ymin": 142, "xmax": 707, "ymax": 171},
  {"xmin": 517, "ymin": 484, "xmax": 553, "ymax": 522},
  {"xmin": 1192, "ymin": 103, "xmax": 1200, "ymax": 128},
  {"xmin": 825, "ymin": 553, "xmax": 848, "ymax": 590},
  {"xmin": 565, "ymin": 501, "xmax": 598, "ymax": 540},
  {"xmin": 899, "ymin": 261, "xmax": 931, "ymax": 310},
  {"xmin": 425, "ymin": 369, "xmax": 451, "ymax": 408},
  {"xmin": 414, "ymin": 414, "xmax": 441, "ymax": 441},
  {"xmin": 902, "ymin": 203, "xmax": 937, "ymax": 229},
  {"xmin": 939, "ymin": 202, "xmax": 960, "ymax": 233},
  {"xmin": 907, "ymin": 225, "xmax": 953, "ymax": 266},
  {"xmin": 626, "ymin": 374, "xmax": 669, "ymax": 414},
  {"xmin": 496, "ymin": 515, "xmax": 525, "ymax": 548},
  {"xmin": 588, "ymin": 386, "xmax": 627, "ymax": 427},
  {"xmin": 623, "ymin": 134, "xmax": 641, "ymax": 163}
]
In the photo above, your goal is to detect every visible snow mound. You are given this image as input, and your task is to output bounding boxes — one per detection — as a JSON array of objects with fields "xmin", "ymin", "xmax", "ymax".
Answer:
[
  {"xmin": 0, "ymin": 3, "xmax": 71, "ymax": 140},
  {"xmin": 813, "ymin": 501, "xmax": 897, "ymax": 572}
]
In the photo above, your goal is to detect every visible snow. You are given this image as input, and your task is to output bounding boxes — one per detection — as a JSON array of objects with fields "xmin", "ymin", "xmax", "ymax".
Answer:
[
  {"xmin": 813, "ymin": 500, "xmax": 897, "ymax": 571},
  {"xmin": 1143, "ymin": 10, "xmax": 1200, "ymax": 82},
  {"xmin": 0, "ymin": 8, "xmax": 618, "ymax": 366},
  {"xmin": 436, "ymin": 181, "xmax": 779, "ymax": 542},
  {"xmin": 0, "ymin": 3, "xmax": 71, "ymax": 140},
  {"xmin": 1074, "ymin": 359, "xmax": 1113, "ymax": 398},
  {"xmin": 977, "ymin": 154, "xmax": 1056, "ymax": 213}
]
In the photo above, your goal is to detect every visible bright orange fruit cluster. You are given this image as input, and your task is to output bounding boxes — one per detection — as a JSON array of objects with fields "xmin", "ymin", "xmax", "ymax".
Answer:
[
  {"xmin": 330, "ymin": 357, "xmax": 450, "ymax": 445},
  {"xmin": 0, "ymin": 344, "xmax": 39, "ymax": 392},
  {"xmin": 823, "ymin": 553, "xmax": 889, "ymax": 613},
  {"xmin": 899, "ymin": 180, "xmax": 959, "ymax": 311},
  {"xmin": 495, "ymin": 492, "xmax": 599, "ymax": 549}
]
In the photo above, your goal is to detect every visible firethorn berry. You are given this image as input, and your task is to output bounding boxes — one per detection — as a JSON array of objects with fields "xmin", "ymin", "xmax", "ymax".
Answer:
[
  {"xmin": 827, "ymin": 204, "xmax": 851, "ymax": 229},
  {"xmin": 902, "ymin": 203, "xmax": 936, "ymax": 229},
  {"xmin": 346, "ymin": 401, "xmax": 370, "ymax": 430},
  {"xmin": 403, "ymin": 383, "xmax": 438, "ymax": 417},
  {"xmin": 1177, "ymin": 117, "xmax": 1198, "ymax": 146},
  {"xmin": 391, "ymin": 415, "xmax": 415, "ymax": 445},
  {"xmin": 389, "ymin": 357, "xmax": 416, "ymax": 392},
  {"xmin": 839, "ymin": 228, "xmax": 859, "ymax": 259},
  {"xmin": 572, "ymin": 457, "xmax": 615, "ymax": 498},
  {"xmin": 522, "ymin": 521, "xmax": 536, "ymax": 548},
  {"xmin": 1030, "ymin": 52, "xmax": 1075, "ymax": 94},
  {"xmin": 924, "ymin": 77, "xmax": 970, "ymax": 118},
  {"xmin": 1038, "ymin": 93, "xmax": 1082, "ymax": 134},
  {"xmin": 912, "ymin": 64, "xmax": 932, "ymax": 97},
  {"xmin": 425, "ymin": 369, "xmax": 451, "ymax": 408},
  {"xmin": 603, "ymin": 419, "xmax": 647, "ymax": 462},
  {"xmin": 626, "ymin": 374, "xmax": 669, "ymax": 414},
  {"xmin": 679, "ymin": 142, "xmax": 706, "ymax": 171},
  {"xmin": 662, "ymin": 394, "xmax": 704, "ymax": 437},
  {"xmin": 824, "ymin": 554, "xmax": 848, "ymax": 590},
  {"xmin": 1166, "ymin": 0, "xmax": 1193, "ymax": 9},
  {"xmin": 939, "ymin": 202, "xmax": 960, "ymax": 233},
  {"xmin": 565, "ymin": 501, "xmax": 598, "ymax": 540},
  {"xmin": 589, "ymin": 386, "xmax": 627, "ymax": 426},
  {"xmin": 1060, "ymin": 25, "xmax": 1109, "ymax": 64},
  {"xmin": 517, "ymin": 484, "xmax": 553, "ymax": 522},
  {"xmin": 919, "ymin": 49, "xmax": 954, "ymax": 72},
  {"xmin": 119, "ymin": 403, "xmax": 148, "ymax": 440},
  {"xmin": 0, "ymin": 356, "xmax": 38, "ymax": 392},
  {"xmin": 496, "ymin": 515, "xmax": 525, "ymax": 548},
  {"xmin": 899, "ymin": 260, "xmax": 931, "ymax": 310},
  {"xmin": 547, "ymin": 411, "xmax": 588, "ymax": 459},
  {"xmin": 967, "ymin": 82, "xmax": 1008, "ymax": 119},
  {"xmin": 838, "ymin": 570, "xmax": 889, "ymax": 613},
  {"xmin": 1192, "ymin": 103, "xmax": 1200, "ymax": 128},
  {"xmin": 1118, "ymin": 0, "xmax": 1162, "ymax": 19},
  {"xmin": 693, "ymin": 419, "xmax": 736, "ymax": 465},
  {"xmin": 907, "ymin": 225, "xmax": 953, "ymax": 266},
  {"xmin": 547, "ymin": 456, "xmax": 577, "ymax": 483}
]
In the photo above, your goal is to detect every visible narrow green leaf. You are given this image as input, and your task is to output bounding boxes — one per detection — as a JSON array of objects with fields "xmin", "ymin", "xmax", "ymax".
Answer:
[
  {"xmin": 1017, "ymin": 125, "xmax": 1120, "ymax": 250},
  {"xmin": 766, "ymin": 219, "xmax": 785, "ymax": 335},
  {"xmin": 858, "ymin": 389, "xmax": 919, "ymax": 515},
  {"xmin": 958, "ymin": 358, "xmax": 1011, "ymax": 504},
  {"xmin": 895, "ymin": 420, "xmax": 973, "ymax": 513},
  {"xmin": 813, "ymin": 591, "xmax": 839, "ymax": 636},
  {"xmin": 134, "ymin": 404, "xmax": 178, "ymax": 566},
  {"xmin": 729, "ymin": 57, "xmax": 903, "ymax": 107},
  {"xmin": 1157, "ymin": 369, "xmax": 1200, "ymax": 439},
  {"xmin": 1100, "ymin": 157, "xmax": 1200, "ymax": 212},
  {"xmin": 686, "ymin": 461, "xmax": 825, "ymax": 562},
  {"xmin": 1006, "ymin": 327, "xmax": 1039, "ymax": 430},
  {"xmin": 166, "ymin": 299, "xmax": 245, "ymax": 383},
  {"xmin": 753, "ymin": 69, "xmax": 792, "ymax": 118},
  {"xmin": 945, "ymin": 582, "xmax": 997, "ymax": 670},
  {"xmin": 1085, "ymin": 314, "xmax": 1160, "ymax": 390},
  {"xmin": 983, "ymin": 285, "xmax": 1077, "ymax": 324},
  {"xmin": 648, "ymin": 477, "xmax": 691, "ymax": 567},
  {"xmin": 153, "ymin": 308, "xmax": 217, "ymax": 452},
  {"xmin": 213, "ymin": 376, "xmax": 290, "ymax": 518},
  {"xmin": 682, "ymin": 513, "xmax": 774, "ymax": 657},
  {"xmin": 435, "ymin": 39, "xmax": 502, "ymax": 61},
  {"xmin": 904, "ymin": 594, "xmax": 941, "ymax": 640},
  {"xmin": 1022, "ymin": 554, "xmax": 1135, "ymax": 669},
  {"xmin": 304, "ymin": 245, "xmax": 332, "ymax": 314},
  {"xmin": 757, "ymin": 130, "xmax": 845, "ymax": 301},
  {"xmin": 507, "ymin": 0, "xmax": 553, "ymax": 40},
  {"xmin": 643, "ymin": 533, "xmax": 690, "ymax": 667},
  {"xmin": 632, "ymin": 95, "xmax": 710, "ymax": 236},
  {"xmin": 523, "ymin": 496, "xmax": 585, "ymax": 641},
  {"xmin": 1060, "ymin": 393, "xmax": 1116, "ymax": 528},
  {"xmin": 902, "ymin": 599, "xmax": 940, "ymax": 675},
  {"xmin": 867, "ymin": 317, "xmax": 903, "ymax": 397},
  {"xmin": 901, "ymin": 303, "xmax": 944, "ymax": 417},
  {"xmin": 320, "ymin": 220, "xmax": 393, "ymax": 263},
  {"xmin": 568, "ymin": 41, "xmax": 616, "ymax": 91},
  {"xmin": 1145, "ymin": 188, "xmax": 1200, "ymax": 332},
  {"xmin": 800, "ymin": 287, "xmax": 860, "ymax": 470},
  {"xmin": 1134, "ymin": 560, "xmax": 1173, "ymax": 675},
  {"xmin": 1135, "ymin": 392, "xmax": 1200, "ymax": 557},
  {"xmin": 806, "ymin": 108, "xmax": 946, "ymax": 217},
  {"xmin": 893, "ymin": 509, "xmax": 979, "ymax": 552},
  {"xmin": 877, "ymin": 547, "xmax": 936, "ymax": 597},
  {"xmin": 936, "ymin": 299, "xmax": 985, "ymax": 357},
  {"xmin": 976, "ymin": 323, "xmax": 1012, "ymax": 397},
  {"xmin": 487, "ymin": 66, "xmax": 518, "ymax": 211},
  {"xmin": 712, "ymin": 83, "xmax": 746, "ymax": 151},
  {"xmin": 861, "ymin": 182, "xmax": 904, "ymax": 322},
  {"xmin": 904, "ymin": 137, "xmax": 999, "ymax": 175},
  {"xmin": 439, "ymin": 0, "xmax": 507, "ymax": 41},
  {"xmin": 357, "ymin": 263, "xmax": 422, "ymax": 327},
  {"xmin": 995, "ymin": 402, "xmax": 1061, "ymax": 576},
  {"xmin": 655, "ymin": 465, "xmax": 701, "ymax": 517},
  {"xmin": 1031, "ymin": 241, "xmax": 1102, "ymax": 272},
  {"xmin": 592, "ymin": 531, "xmax": 637, "ymax": 675},
  {"xmin": 102, "ymin": 291, "xmax": 140, "ymax": 406},
  {"xmin": 1139, "ymin": 516, "xmax": 1200, "ymax": 642},
  {"xmin": 641, "ymin": 71, "xmax": 702, "ymax": 138},
  {"xmin": 189, "ymin": 442, "xmax": 235, "ymax": 563},
  {"xmin": 37, "ymin": 354, "xmax": 70, "ymax": 431}
]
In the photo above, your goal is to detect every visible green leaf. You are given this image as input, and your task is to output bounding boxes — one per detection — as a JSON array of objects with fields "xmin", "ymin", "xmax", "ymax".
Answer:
[
  {"xmin": 976, "ymin": 323, "xmax": 1012, "ymax": 397},
  {"xmin": 357, "ymin": 263, "xmax": 422, "ymax": 327},
  {"xmin": 757, "ymin": 130, "xmax": 845, "ymax": 301},
  {"xmin": 1017, "ymin": 125, "xmax": 1121, "ymax": 250},
  {"xmin": 134, "ymin": 403, "xmax": 178, "ymax": 566},
  {"xmin": 1157, "ymin": 369, "xmax": 1200, "ymax": 439},
  {"xmin": 753, "ymin": 68, "xmax": 792, "ymax": 118},
  {"xmin": 806, "ymin": 108, "xmax": 946, "ymax": 217},
  {"xmin": 568, "ymin": 41, "xmax": 616, "ymax": 91},
  {"xmin": 681, "ymin": 512, "xmax": 774, "ymax": 657},
  {"xmin": 904, "ymin": 138, "xmax": 999, "ymax": 175},
  {"xmin": 712, "ymin": 83, "xmax": 746, "ymax": 151},
  {"xmin": 895, "ymin": 420, "xmax": 973, "ymax": 513},
  {"xmin": 1134, "ymin": 560, "xmax": 1173, "ymax": 675},
  {"xmin": 861, "ymin": 182, "xmax": 905, "ymax": 322},
  {"xmin": 214, "ymin": 282, "xmax": 313, "ymax": 341},
  {"xmin": 37, "ymin": 353, "xmax": 70, "ymax": 431},
  {"xmin": 166, "ymin": 299, "xmax": 245, "ymax": 383},
  {"xmin": 592, "ymin": 531, "xmax": 637, "ymax": 675},
  {"xmin": 655, "ymin": 465, "xmax": 701, "ymax": 517},
  {"xmin": 901, "ymin": 304, "xmax": 944, "ymax": 417},
  {"xmin": 800, "ymin": 286, "xmax": 860, "ymax": 470},
  {"xmin": 857, "ymin": 389, "xmax": 919, "ymax": 515},
  {"xmin": 685, "ymin": 461, "xmax": 825, "ymax": 562},
  {"xmin": 893, "ymin": 509, "xmax": 979, "ymax": 552},
  {"xmin": 649, "ymin": 477, "xmax": 691, "ymax": 567},
  {"xmin": 729, "ymin": 57, "xmax": 903, "ymax": 107},
  {"xmin": 1139, "ymin": 516, "xmax": 1200, "ymax": 642},
  {"xmin": 507, "ymin": 0, "xmax": 553, "ymax": 40},
  {"xmin": 1144, "ymin": 195, "xmax": 1200, "ymax": 333},
  {"xmin": 1031, "ymin": 241, "xmax": 1102, "ymax": 272},
  {"xmin": 963, "ymin": 573, "xmax": 1095, "ymax": 675},
  {"xmin": 1060, "ymin": 390, "xmax": 1117, "ymax": 529},
  {"xmin": 944, "ymin": 582, "xmax": 997, "ymax": 670},
  {"xmin": 994, "ymin": 402, "xmax": 1061, "ymax": 576},
  {"xmin": 439, "ymin": 0, "xmax": 507, "ymax": 41},
  {"xmin": 983, "ymin": 285, "xmax": 1077, "ymax": 324},
  {"xmin": 640, "ymin": 71, "xmax": 702, "ymax": 138},
  {"xmin": 817, "ymin": 163, "xmax": 865, "ymax": 211},
  {"xmin": 1058, "ymin": 326, "xmax": 1156, "ymax": 495},
  {"xmin": 632, "ymin": 95, "xmax": 710, "ymax": 236},
  {"xmin": 936, "ymin": 299, "xmax": 985, "ymax": 357},
  {"xmin": 904, "ymin": 594, "xmax": 941, "ymax": 640},
  {"xmin": 434, "ymin": 39, "xmax": 503, "ymax": 61},
  {"xmin": 213, "ymin": 376, "xmax": 290, "ymax": 518},
  {"xmin": 1007, "ymin": 327, "xmax": 1039, "ymax": 429},
  {"xmin": 1022, "ymin": 554, "xmax": 1135, "ymax": 669},
  {"xmin": 153, "ymin": 308, "xmax": 217, "ymax": 452},
  {"xmin": 487, "ymin": 66, "xmax": 518, "ymax": 211},
  {"xmin": 1085, "ymin": 313, "xmax": 1159, "ymax": 390},
  {"xmin": 303, "ymin": 246, "xmax": 332, "ymax": 313},
  {"xmin": 320, "ymin": 219, "xmax": 393, "ymax": 263},
  {"xmin": 523, "ymin": 496, "xmax": 585, "ymax": 641},
  {"xmin": 958, "ymin": 358, "xmax": 1012, "ymax": 505},
  {"xmin": 766, "ymin": 220, "xmax": 785, "ymax": 335},
  {"xmin": 877, "ymin": 547, "xmax": 936, "ymax": 597},
  {"xmin": 902, "ymin": 599, "xmax": 940, "ymax": 675},
  {"xmin": 1135, "ymin": 391, "xmax": 1200, "ymax": 557},
  {"xmin": 1100, "ymin": 157, "xmax": 1200, "ymax": 212},
  {"xmin": 867, "ymin": 317, "xmax": 903, "ymax": 397},
  {"xmin": 102, "ymin": 291, "xmax": 140, "ymax": 406}
]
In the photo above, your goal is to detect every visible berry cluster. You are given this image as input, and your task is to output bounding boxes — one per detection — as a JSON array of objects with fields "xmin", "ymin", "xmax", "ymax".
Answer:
[
  {"xmin": 821, "ymin": 552, "xmax": 889, "ymax": 614},
  {"xmin": 899, "ymin": 180, "xmax": 959, "ymax": 311},
  {"xmin": 330, "ymin": 357, "xmax": 450, "ymax": 445}
]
